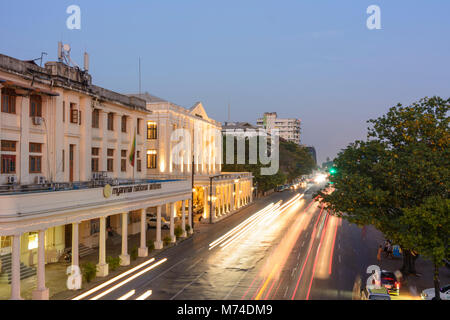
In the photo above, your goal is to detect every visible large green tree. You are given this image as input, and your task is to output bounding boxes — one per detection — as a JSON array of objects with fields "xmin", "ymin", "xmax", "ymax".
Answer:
[
  {"xmin": 222, "ymin": 136, "xmax": 315, "ymax": 192},
  {"xmin": 316, "ymin": 97, "xmax": 449, "ymax": 298}
]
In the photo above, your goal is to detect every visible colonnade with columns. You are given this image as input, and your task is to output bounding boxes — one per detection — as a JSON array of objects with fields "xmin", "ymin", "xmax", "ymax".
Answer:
[
  {"xmin": 6, "ymin": 198, "xmax": 192, "ymax": 300},
  {"xmin": 200, "ymin": 178, "xmax": 253, "ymax": 223}
]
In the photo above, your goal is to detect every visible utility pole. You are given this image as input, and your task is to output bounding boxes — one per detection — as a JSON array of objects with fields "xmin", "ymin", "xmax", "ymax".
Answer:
[{"xmin": 191, "ymin": 153, "xmax": 195, "ymax": 231}]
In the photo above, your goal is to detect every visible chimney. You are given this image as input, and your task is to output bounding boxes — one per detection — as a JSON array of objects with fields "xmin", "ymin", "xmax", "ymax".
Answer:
[{"xmin": 84, "ymin": 52, "xmax": 89, "ymax": 72}]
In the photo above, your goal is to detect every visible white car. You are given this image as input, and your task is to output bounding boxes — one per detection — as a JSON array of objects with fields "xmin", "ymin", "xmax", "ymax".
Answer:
[
  {"xmin": 147, "ymin": 216, "xmax": 170, "ymax": 229},
  {"xmin": 421, "ymin": 284, "xmax": 450, "ymax": 300}
]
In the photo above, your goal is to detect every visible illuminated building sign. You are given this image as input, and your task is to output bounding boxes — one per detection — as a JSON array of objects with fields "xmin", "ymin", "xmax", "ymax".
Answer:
[{"xmin": 104, "ymin": 183, "xmax": 162, "ymax": 198}]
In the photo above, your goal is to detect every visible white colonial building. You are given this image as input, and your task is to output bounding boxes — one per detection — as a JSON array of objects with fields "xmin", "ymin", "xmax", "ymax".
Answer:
[
  {"xmin": 0, "ymin": 52, "xmax": 253, "ymax": 300},
  {"xmin": 130, "ymin": 93, "xmax": 254, "ymax": 224}
]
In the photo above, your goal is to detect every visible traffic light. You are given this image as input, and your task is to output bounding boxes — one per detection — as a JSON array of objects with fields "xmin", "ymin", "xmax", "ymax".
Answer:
[{"xmin": 329, "ymin": 167, "xmax": 337, "ymax": 175}]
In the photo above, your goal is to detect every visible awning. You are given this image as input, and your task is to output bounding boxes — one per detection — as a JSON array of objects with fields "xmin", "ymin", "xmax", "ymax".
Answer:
[{"xmin": 0, "ymin": 78, "xmax": 59, "ymax": 96}]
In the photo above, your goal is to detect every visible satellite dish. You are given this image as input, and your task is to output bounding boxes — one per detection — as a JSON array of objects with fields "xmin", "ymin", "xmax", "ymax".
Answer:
[{"xmin": 63, "ymin": 44, "xmax": 71, "ymax": 52}]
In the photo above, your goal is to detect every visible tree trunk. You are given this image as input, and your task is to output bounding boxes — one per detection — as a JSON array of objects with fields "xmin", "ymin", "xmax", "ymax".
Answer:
[
  {"xmin": 400, "ymin": 249, "xmax": 418, "ymax": 275},
  {"xmin": 433, "ymin": 262, "xmax": 441, "ymax": 300}
]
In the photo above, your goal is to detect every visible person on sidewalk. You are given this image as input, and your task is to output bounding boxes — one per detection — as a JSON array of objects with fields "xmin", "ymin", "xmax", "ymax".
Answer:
[{"xmin": 377, "ymin": 245, "xmax": 383, "ymax": 265}]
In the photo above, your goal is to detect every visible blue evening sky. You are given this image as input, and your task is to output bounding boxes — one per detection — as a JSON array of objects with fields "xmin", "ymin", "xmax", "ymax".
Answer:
[{"xmin": 1, "ymin": 1, "xmax": 449, "ymax": 164}]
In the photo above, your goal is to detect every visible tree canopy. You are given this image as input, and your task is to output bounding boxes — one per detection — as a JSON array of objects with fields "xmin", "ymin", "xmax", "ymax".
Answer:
[{"xmin": 316, "ymin": 97, "xmax": 449, "ymax": 283}]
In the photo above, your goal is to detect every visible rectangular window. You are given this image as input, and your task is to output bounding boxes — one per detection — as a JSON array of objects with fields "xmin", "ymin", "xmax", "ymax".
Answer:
[
  {"xmin": 91, "ymin": 158, "xmax": 99, "ymax": 172},
  {"xmin": 92, "ymin": 109, "xmax": 100, "ymax": 128},
  {"xmin": 121, "ymin": 150, "xmax": 127, "ymax": 172},
  {"xmin": 29, "ymin": 156, "xmax": 42, "ymax": 173},
  {"xmin": 147, "ymin": 121, "xmax": 157, "ymax": 139},
  {"xmin": 90, "ymin": 219, "xmax": 100, "ymax": 235},
  {"xmin": 137, "ymin": 118, "xmax": 141, "ymax": 135},
  {"xmin": 107, "ymin": 159, "xmax": 114, "ymax": 172},
  {"xmin": 28, "ymin": 232, "xmax": 38, "ymax": 250},
  {"xmin": 146, "ymin": 150, "xmax": 157, "ymax": 169},
  {"xmin": 30, "ymin": 95, "xmax": 42, "ymax": 117},
  {"xmin": 137, "ymin": 160, "xmax": 142, "ymax": 172},
  {"xmin": 1, "ymin": 155, "xmax": 16, "ymax": 174},
  {"xmin": 107, "ymin": 113, "xmax": 114, "ymax": 131},
  {"xmin": 121, "ymin": 116, "xmax": 127, "ymax": 133},
  {"xmin": 91, "ymin": 147, "xmax": 100, "ymax": 172},
  {"xmin": 1, "ymin": 140, "xmax": 16, "ymax": 152},
  {"xmin": 1, "ymin": 89, "xmax": 16, "ymax": 114},
  {"xmin": 62, "ymin": 149, "xmax": 65, "ymax": 172},
  {"xmin": 70, "ymin": 103, "xmax": 79, "ymax": 124},
  {"xmin": 29, "ymin": 142, "xmax": 42, "ymax": 153},
  {"xmin": 107, "ymin": 148, "xmax": 114, "ymax": 172}
]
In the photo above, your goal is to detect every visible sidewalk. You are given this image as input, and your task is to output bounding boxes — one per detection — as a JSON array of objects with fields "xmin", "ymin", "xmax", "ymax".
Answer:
[
  {"xmin": 0, "ymin": 194, "xmax": 271, "ymax": 300},
  {"xmin": 0, "ymin": 227, "xmax": 176, "ymax": 300},
  {"xmin": 364, "ymin": 225, "xmax": 450, "ymax": 299}
]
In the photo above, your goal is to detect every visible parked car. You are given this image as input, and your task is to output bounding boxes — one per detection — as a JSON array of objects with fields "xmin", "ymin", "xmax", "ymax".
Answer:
[
  {"xmin": 421, "ymin": 284, "xmax": 450, "ymax": 300},
  {"xmin": 380, "ymin": 270, "xmax": 400, "ymax": 296},
  {"xmin": 361, "ymin": 287, "xmax": 391, "ymax": 300},
  {"xmin": 147, "ymin": 216, "xmax": 170, "ymax": 229}
]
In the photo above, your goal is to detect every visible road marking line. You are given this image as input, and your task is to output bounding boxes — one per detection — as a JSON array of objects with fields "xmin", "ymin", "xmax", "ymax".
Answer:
[
  {"xmin": 117, "ymin": 290, "xmax": 135, "ymax": 300},
  {"xmin": 284, "ymin": 286, "xmax": 289, "ymax": 298},
  {"xmin": 223, "ymin": 270, "xmax": 249, "ymax": 300},
  {"xmin": 170, "ymin": 272, "xmax": 205, "ymax": 300},
  {"xmin": 186, "ymin": 258, "xmax": 202, "ymax": 272},
  {"xmin": 339, "ymin": 255, "xmax": 341, "ymax": 263},
  {"xmin": 90, "ymin": 258, "xmax": 167, "ymax": 300},
  {"xmin": 138, "ymin": 258, "xmax": 187, "ymax": 288},
  {"xmin": 72, "ymin": 257, "xmax": 156, "ymax": 300},
  {"xmin": 135, "ymin": 290, "xmax": 153, "ymax": 300}
]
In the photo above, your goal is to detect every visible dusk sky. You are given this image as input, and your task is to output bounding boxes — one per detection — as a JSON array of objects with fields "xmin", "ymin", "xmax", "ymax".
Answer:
[{"xmin": 1, "ymin": 0, "xmax": 449, "ymax": 164}]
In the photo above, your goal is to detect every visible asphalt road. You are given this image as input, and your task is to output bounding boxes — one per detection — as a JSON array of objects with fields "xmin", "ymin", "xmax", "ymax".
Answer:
[{"xmin": 73, "ymin": 185, "xmax": 381, "ymax": 300}]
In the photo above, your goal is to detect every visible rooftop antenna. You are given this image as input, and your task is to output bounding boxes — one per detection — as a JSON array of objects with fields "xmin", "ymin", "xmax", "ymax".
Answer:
[
  {"xmin": 138, "ymin": 57, "xmax": 141, "ymax": 95},
  {"xmin": 33, "ymin": 52, "xmax": 47, "ymax": 67},
  {"xmin": 57, "ymin": 41, "xmax": 79, "ymax": 68}
]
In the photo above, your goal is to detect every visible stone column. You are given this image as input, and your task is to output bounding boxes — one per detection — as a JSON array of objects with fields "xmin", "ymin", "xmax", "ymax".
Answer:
[
  {"xmin": 169, "ymin": 202, "xmax": 176, "ymax": 243},
  {"xmin": 32, "ymin": 230, "xmax": 49, "ymax": 300},
  {"xmin": 181, "ymin": 200, "xmax": 187, "ymax": 237},
  {"xmin": 221, "ymin": 185, "xmax": 226, "ymax": 214},
  {"xmin": 120, "ymin": 213, "xmax": 130, "ymax": 266},
  {"xmin": 97, "ymin": 217, "xmax": 108, "ymax": 277},
  {"xmin": 231, "ymin": 184, "xmax": 235, "ymax": 212},
  {"xmin": 236, "ymin": 182, "xmax": 240, "ymax": 209},
  {"xmin": 188, "ymin": 198, "xmax": 193, "ymax": 234},
  {"xmin": 155, "ymin": 205, "xmax": 163, "ymax": 249},
  {"xmin": 250, "ymin": 180, "xmax": 253, "ymax": 203},
  {"xmin": 203, "ymin": 186, "xmax": 209, "ymax": 220},
  {"xmin": 71, "ymin": 223, "xmax": 79, "ymax": 268},
  {"xmin": 138, "ymin": 208, "xmax": 148, "ymax": 257},
  {"xmin": 211, "ymin": 185, "xmax": 217, "ymax": 222},
  {"xmin": 10, "ymin": 234, "xmax": 23, "ymax": 300}
]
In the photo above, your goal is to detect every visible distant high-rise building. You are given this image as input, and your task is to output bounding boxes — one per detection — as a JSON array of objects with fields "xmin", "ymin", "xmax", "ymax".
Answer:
[
  {"xmin": 256, "ymin": 112, "xmax": 301, "ymax": 145},
  {"xmin": 305, "ymin": 146, "xmax": 317, "ymax": 166}
]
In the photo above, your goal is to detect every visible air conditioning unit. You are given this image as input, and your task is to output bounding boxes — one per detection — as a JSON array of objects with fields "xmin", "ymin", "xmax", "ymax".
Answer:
[
  {"xmin": 36, "ymin": 176, "xmax": 47, "ymax": 184},
  {"xmin": 33, "ymin": 117, "xmax": 44, "ymax": 125},
  {"xmin": 7, "ymin": 176, "xmax": 17, "ymax": 184}
]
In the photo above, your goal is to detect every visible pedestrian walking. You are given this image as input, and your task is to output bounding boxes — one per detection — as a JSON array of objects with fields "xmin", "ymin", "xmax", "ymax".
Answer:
[{"xmin": 377, "ymin": 245, "xmax": 383, "ymax": 264}]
